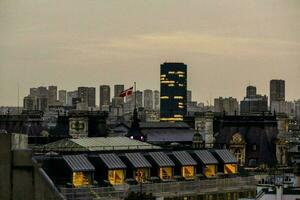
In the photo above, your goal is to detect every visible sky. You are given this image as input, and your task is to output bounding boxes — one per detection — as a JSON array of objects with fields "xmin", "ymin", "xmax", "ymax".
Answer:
[{"xmin": 0, "ymin": 0, "xmax": 299, "ymax": 106}]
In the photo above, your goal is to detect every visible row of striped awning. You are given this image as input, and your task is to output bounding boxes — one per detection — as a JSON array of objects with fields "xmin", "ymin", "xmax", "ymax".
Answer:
[{"xmin": 62, "ymin": 150, "xmax": 237, "ymax": 172}]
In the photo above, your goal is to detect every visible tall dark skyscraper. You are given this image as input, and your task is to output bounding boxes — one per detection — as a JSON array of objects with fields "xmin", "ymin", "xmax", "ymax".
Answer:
[
  {"xmin": 78, "ymin": 87, "xmax": 96, "ymax": 108},
  {"xmin": 270, "ymin": 79, "xmax": 285, "ymax": 103},
  {"xmin": 100, "ymin": 85, "xmax": 110, "ymax": 110},
  {"xmin": 114, "ymin": 84, "xmax": 124, "ymax": 97},
  {"xmin": 160, "ymin": 62, "xmax": 187, "ymax": 121}
]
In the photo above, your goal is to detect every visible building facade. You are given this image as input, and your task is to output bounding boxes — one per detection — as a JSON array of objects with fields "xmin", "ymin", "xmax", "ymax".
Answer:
[
  {"xmin": 58, "ymin": 90, "xmax": 67, "ymax": 105},
  {"xmin": 240, "ymin": 86, "xmax": 268, "ymax": 114},
  {"xmin": 160, "ymin": 62, "xmax": 187, "ymax": 121},
  {"xmin": 99, "ymin": 85, "xmax": 110, "ymax": 111},
  {"xmin": 214, "ymin": 97, "xmax": 239, "ymax": 115},
  {"xmin": 144, "ymin": 89, "xmax": 153, "ymax": 110}
]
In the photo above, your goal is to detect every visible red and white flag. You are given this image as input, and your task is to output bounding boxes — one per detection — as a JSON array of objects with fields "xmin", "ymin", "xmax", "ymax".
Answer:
[{"xmin": 119, "ymin": 87, "xmax": 133, "ymax": 97}]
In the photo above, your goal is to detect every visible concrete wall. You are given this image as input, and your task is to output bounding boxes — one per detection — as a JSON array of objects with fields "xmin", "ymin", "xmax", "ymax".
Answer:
[
  {"xmin": 0, "ymin": 134, "xmax": 12, "ymax": 200},
  {"xmin": 0, "ymin": 133, "xmax": 65, "ymax": 200}
]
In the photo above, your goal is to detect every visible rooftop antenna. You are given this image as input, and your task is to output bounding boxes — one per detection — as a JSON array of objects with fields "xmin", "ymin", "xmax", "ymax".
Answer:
[{"xmin": 17, "ymin": 81, "xmax": 20, "ymax": 114}]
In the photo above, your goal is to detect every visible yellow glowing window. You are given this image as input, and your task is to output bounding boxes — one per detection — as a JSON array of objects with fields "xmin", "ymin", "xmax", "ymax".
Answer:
[
  {"xmin": 160, "ymin": 74, "xmax": 166, "ymax": 77},
  {"xmin": 161, "ymin": 80, "xmax": 175, "ymax": 84},
  {"xmin": 168, "ymin": 84, "xmax": 175, "ymax": 87},
  {"xmin": 176, "ymin": 71, "xmax": 185, "ymax": 74},
  {"xmin": 108, "ymin": 170, "xmax": 125, "ymax": 185},
  {"xmin": 168, "ymin": 71, "xmax": 175, "ymax": 74},
  {"xmin": 160, "ymin": 117, "xmax": 183, "ymax": 121},
  {"xmin": 224, "ymin": 164, "xmax": 237, "ymax": 174},
  {"xmin": 160, "ymin": 96, "xmax": 169, "ymax": 99},
  {"xmin": 179, "ymin": 74, "xmax": 185, "ymax": 78},
  {"xmin": 72, "ymin": 172, "xmax": 90, "ymax": 187},
  {"xmin": 178, "ymin": 102, "xmax": 183, "ymax": 105},
  {"xmin": 174, "ymin": 96, "xmax": 183, "ymax": 99},
  {"xmin": 160, "ymin": 78, "xmax": 165, "ymax": 81},
  {"xmin": 174, "ymin": 114, "xmax": 183, "ymax": 118},
  {"xmin": 178, "ymin": 106, "xmax": 184, "ymax": 109},
  {"xmin": 135, "ymin": 168, "xmax": 150, "ymax": 183},
  {"xmin": 159, "ymin": 167, "xmax": 172, "ymax": 180},
  {"xmin": 204, "ymin": 165, "xmax": 217, "ymax": 177},
  {"xmin": 182, "ymin": 166, "xmax": 195, "ymax": 180},
  {"xmin": 178, "ymin": 84, "xmax": 184, "ymax": 87}
]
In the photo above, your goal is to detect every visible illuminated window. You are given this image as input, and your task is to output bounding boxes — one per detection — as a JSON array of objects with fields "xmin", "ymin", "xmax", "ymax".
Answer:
[
  {"xmin": 178, "ymin": 74, "xmax": 185, "ymax": 78},
  {"xmin": 168, "ymin": 84, "xmax": 175, "ymax": 87},
  {"xmin": 178, "ymin": 84, "xmax": 184, "ymax": 87},
  {"xmin": 174, "ymin": 96, "xmax": 183, "ymax": 99},
  {"xmin": 135, "ymin": 168, "xmax": 150, "ymax": 183},
  {"xmin": 159, "ymin": 167, "xmax": 172, "ymax": 180},
  {"xmin": 182, "ymin": 166, "xmax": 195, "ymax": 180},
  {"xmin": 174, "ymin": 114, "xmax": 183, "ymax": 118},
  {"xmin": 178, "ymin": 102, "xmax": 183, "ymax": 105},
  {"xmin": 176, "ymin": 71, "xmax": 185, "ymax": 74},
  {"xmin": 160, "ymin": 96, "xmax": 169, "ymax": 99},
  {"xmin": 160, "ymin": 117, "xmax": 183, "ymax": 121},
  {"xmin": 204, "ymin": 165, "xmax": 216, "ymax": 177},
  {"xmin": 168, "ymin": 71, "xmax": 175, "ymax": 74},
  {"xmin": 178, "ymin": 105, "xmax": 184, "ymax": 109},
  {"xmin": 161, "ymin": 80, "xmax": 175, "ymax": 84},
  {"xmin": 224, "ymin": 164, "xmax": 237, "ymax": 174},
  {"xmin": 72, "ymin": 172, "xmax": 90, "ymax": 187},
  {"xmin": 108, "ymin": 170, "xmax": 125, "ymax": 185},
  {"xmin": 160, "ymin": 78, "xmax": 165, "ymax": 81},
  {"xmin": 160, "ymin": 74, "xmax": 166, "ymax": 77}
]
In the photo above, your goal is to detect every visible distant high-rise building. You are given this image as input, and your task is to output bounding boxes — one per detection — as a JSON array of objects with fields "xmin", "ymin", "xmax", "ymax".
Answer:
[
  {"xmin": 48, "ymin": 86, "xmax": 57, "ymax": 106},
  {"xmin": 246, "ymin": 86, "xmax": 257, "ymax": 98},
  {"xmin": 30, "ymin": 88, "xmax": 38, "ymax": 96},
  {"xmin": 58, "ymin": 90, "xmax": 67, "ymax": 105},
  {"xmin": 295, "ymin": 100, "xmax": 300, "ymax": 123},
  {"xmin": 78, "ymin": 87, "xmax": 89, "ymax": 106},
  {"xmin": 144, "ymin": 89, "xmax": 153, "ymax": 110},
  {"xmin": 100, "ymin": 85, "xmax": 110, "ymax": 110},
  {"xmin": 67, "ymin": 91, "xmax": 78, "ymax": 106},
  {"xmin": 240, "ymin": 86, "xmax": 268, "ymax": 114},
  {"xmin": 214, "ymin": 97, "xmax": 239, "ymax": 115},
  {"xmin": 88, "ymin": 87, "xmax": 96, "ymax": 107},
  {"xmin": 135, "ymin": 90, "xmax": 143, "ymax": 108},
  {"xmin": 78, "ymin": 87, "xmax": 95, "ymax": 108},
  {"xmin": 160, "ymin": 62, "xmax": 187, "ymax": 121},
  {"xmin": 153, "ymin": 90, "xmax": 160, "ymax": 111},
  {"xmin": 187, "ymin": 90, "xmax": 192, "ymax": 103},
  {"xmin": 23, "ymin": 96, "xmax": 36, "ymax": 110},
  {"xmin": 114, "ymin": 84, "xmax": 124, "ymax": 97},
  {"xmin": 36, "ymin": 86, "xmax": 48, "ymax": 97},
  {"xmin": 270, "ymin": 79, "xmax": 285, "ymax": 103},
  {"xmin": 36, "ymin": 97, "xmax": 48, "ymax": 112}
]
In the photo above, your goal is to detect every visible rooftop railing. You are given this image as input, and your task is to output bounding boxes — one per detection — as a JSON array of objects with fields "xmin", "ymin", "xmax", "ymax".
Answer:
[{"xmin": 60, "ymin": 176, "xmax": 257, "ymax": 200}]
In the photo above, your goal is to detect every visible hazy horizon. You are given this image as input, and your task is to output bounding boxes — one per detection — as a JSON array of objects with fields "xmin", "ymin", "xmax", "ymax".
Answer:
[{"xmin": 1, "ymin": 0, "xmax": 299, "ymax": 106}]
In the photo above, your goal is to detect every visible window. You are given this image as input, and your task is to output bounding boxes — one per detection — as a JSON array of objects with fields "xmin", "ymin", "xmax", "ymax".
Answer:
[{"xmin": 252, "ymin": 144, "xmax": 257, "ymax": 151}]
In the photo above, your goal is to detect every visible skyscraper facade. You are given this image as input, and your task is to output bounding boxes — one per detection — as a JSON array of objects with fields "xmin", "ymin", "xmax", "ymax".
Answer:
[
  {"xmin": 100, "ymin": 85, "xmax": 110, "ymax": 111},
  {"xmin": 58, "ymin": 90, "xmax": 67, "ymax": 105},
  {"xmin": 114, "ymin": 84, "xmax": 124, "ymax": 97},
  {"xmin": 144, "ymin": 89, "xmax": 153, "ymax": 110},
  {"xmin": 160, "ymin": 62, "xmax": 187, "ymax": 121},
  {"xmin": 78, "ymin": 87, "xmax": 96, "ymax": 108},
  {"xmin": 270, "ymin": 79, "xmax": 285, "ymax": 103},
  {"xmin": 67, "ymin": 90, "xmax": 78, "ymax": 106},
  {"xmin": 214, "ymin": 97, "xmax": 239, "ymax": 115},
  {"xmin": 240, "ymin": 86, "xmax": 268, "ymax": 114},
  {"xmin": 48, "ymin": 86, "xmax": 57, "ymax": 106},
  {"xmin": 153, "ymin": 90, "xmax": 160, "ymax": 111}
]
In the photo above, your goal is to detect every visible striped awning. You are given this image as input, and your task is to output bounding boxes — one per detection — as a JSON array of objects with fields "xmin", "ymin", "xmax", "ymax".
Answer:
[
  {"xmin": 63, "ymin": 154, "xmax": 95, "ymax": 172},
  {"xmin": 173, "ymin": 151, "xmax": 197, "ymax": 166},
  {"xmin": 98, "ymin": 153, "xmax": 127, "ymax": 169},
  {"xmin": 194, "ymin": 150, "xmax": 218, "ymax": 165},
  {"xmin": 214, "ymin": 149, "xmax": 237, "ymax": 164},
  {"xmin": 149, "ymin": 152, "xmax": 175, "ymax": 167},
  {"xmin": 125, "ymin": 153, "xmax": 152, "ymax": 168}
]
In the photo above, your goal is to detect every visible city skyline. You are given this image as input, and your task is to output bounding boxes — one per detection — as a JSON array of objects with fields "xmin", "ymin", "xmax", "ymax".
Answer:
[{"xmin": 1, "ymin": 0, "xmax": 300, "ymax": 106}]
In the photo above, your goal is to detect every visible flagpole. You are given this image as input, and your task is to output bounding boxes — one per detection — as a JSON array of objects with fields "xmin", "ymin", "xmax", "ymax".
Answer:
[{"xmin": 134, "ymin": 82, "xmax": 137, "ymax": 110}]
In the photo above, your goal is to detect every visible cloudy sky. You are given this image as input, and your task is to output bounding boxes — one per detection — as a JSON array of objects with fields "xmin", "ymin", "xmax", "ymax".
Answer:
[{"xmin": 0, "ymin": 0, "xmax": 299, "ymax": 106}]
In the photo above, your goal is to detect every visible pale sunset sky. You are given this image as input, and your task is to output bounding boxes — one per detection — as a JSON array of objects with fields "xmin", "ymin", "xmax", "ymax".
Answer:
[{"xmin": 0, "ymin": 0, "xmax": 299, "ymax": 106}]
